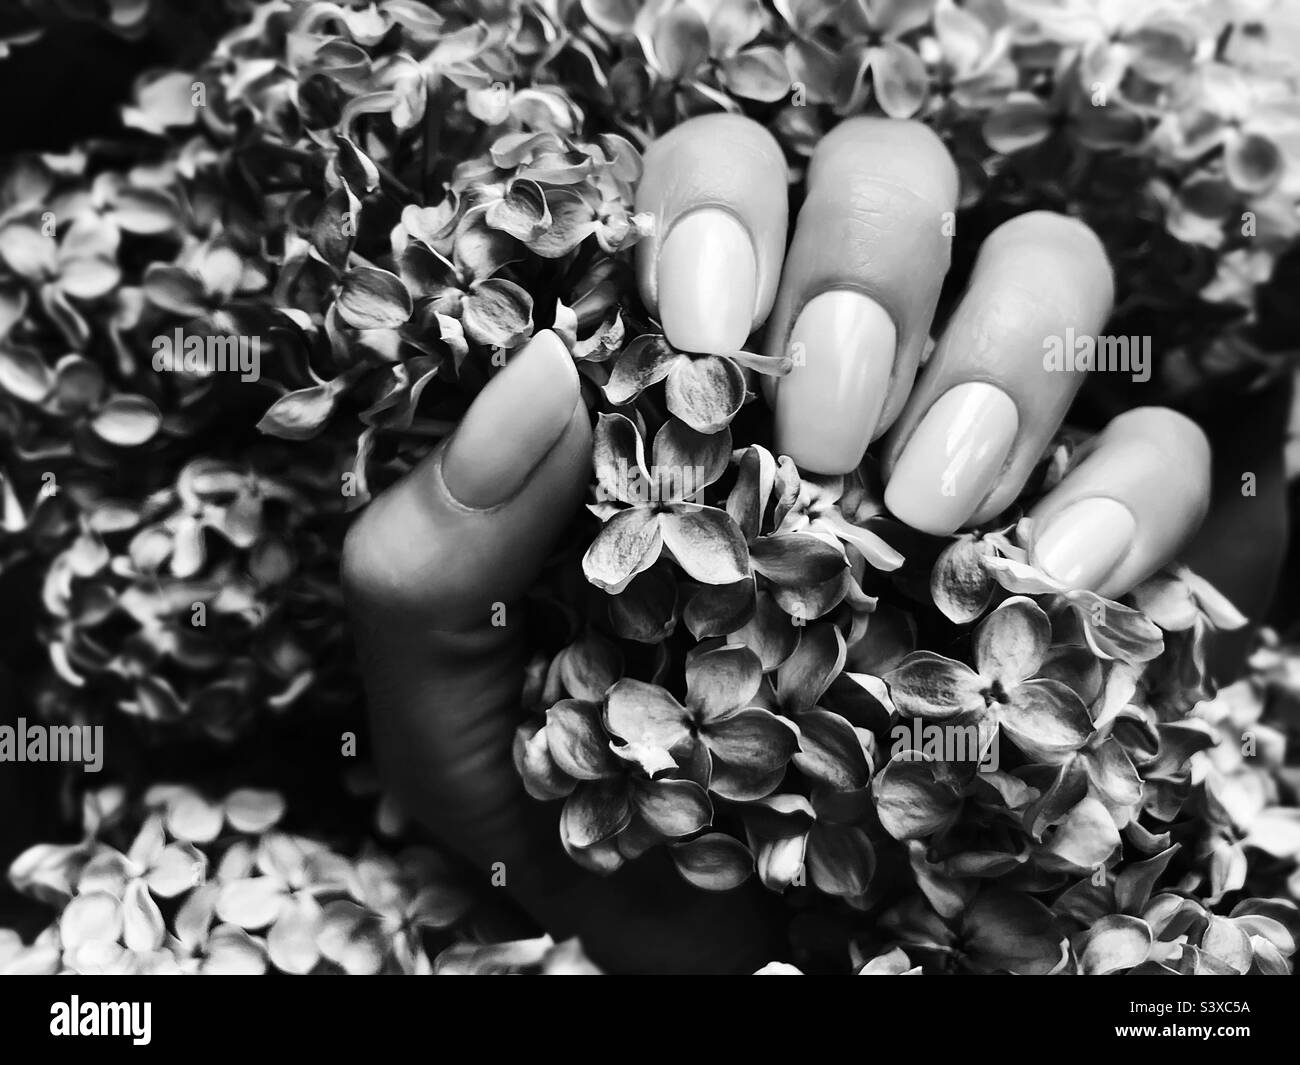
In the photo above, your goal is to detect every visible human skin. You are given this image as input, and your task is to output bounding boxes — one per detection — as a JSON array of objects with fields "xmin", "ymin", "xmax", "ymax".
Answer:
[{"xmin": 341, "ymin": 116, "xmax": 1218, "ymax": 974}]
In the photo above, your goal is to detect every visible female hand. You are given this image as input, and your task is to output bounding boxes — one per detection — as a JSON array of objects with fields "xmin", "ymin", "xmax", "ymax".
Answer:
[{"xmin": 340, "ymin": 115, "xmax": 1213, "ymax": 973}]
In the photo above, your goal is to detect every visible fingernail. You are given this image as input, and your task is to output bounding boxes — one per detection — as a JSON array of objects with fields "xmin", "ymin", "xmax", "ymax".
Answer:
[
  {"xmin": 1031, "ymin": 497, "xmax": 1136, "ymax": 589},
  {"xmin": 774, "ymin": 290, "xmax": 895, "ymax": 474},
  {"xmin": 657, "ymin": 208, "xmax": 756, "ymax": 353},
  {"xmin": 443, "ymin": 330, "xmax": 578, "ymax": 508},
  {"xmin": 884, "ymin": 382, "xmax": 1018, "ymax": 536}
]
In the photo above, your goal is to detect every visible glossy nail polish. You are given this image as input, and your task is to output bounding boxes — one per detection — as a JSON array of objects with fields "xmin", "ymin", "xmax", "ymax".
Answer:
[
  {"xmin": 884, "ymin": 382, "xmax": 1018, "ymax": 536},
  {"xmin": 1032, "ymin": 497, "xmax": 1136, "ymax": 589},
  {"xmin": 774, "ymin": 290, "xmax": 896, "ymax": 474},
  {"xmin": 657, "ymin": 208, "xmax": 756, "ymax": 354},
  {"xmin": 442, "ymin": 330, "xmax": 579, "ymax": 508}
]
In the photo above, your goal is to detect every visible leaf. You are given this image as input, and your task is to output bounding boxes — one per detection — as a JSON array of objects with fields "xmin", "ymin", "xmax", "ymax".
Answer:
[
  {"xmin": 664, "ymin": 354, "xmax": 746, "ymax": 434},
  {"xmin": 670, "ymin": 833, "xmax": 753, "ymax": 891},
  {"xmin": 91, "ymin": 394, "xmax": 162, "ymax": 447},
  {"xmin": 461, "ymin": 278, "xmax": 533, "ymax": 348},
  {"xmin": 659, "ymin": 506, "xmax": 750, "ymax": 585},
  {"xmin": 337, "ymin": 266, "xmax": 412, "ymax": 329}
]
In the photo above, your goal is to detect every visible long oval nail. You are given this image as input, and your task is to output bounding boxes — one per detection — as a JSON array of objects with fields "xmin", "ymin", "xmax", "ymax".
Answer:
[
  {"xmin": 443, "ymin": 330, "xmax": 579, "ymax": 509},
  {"xmin": 1031, "ymin": 497, "xmax": 1136, "ymax": 590},
  {"xmin": 774, "ymin": 290, "xmax": 895, "ymax": 474},
  {"xmin": 657, "ymin": 208, "xmax": 756, "ymax": 354},
  {"xmin": 884, "ymin": 382, "xmax": 1018, "ymax": 536}
]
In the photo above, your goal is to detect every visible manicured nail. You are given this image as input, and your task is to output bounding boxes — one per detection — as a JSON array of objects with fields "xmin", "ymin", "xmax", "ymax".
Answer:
[
  {"xmin": 774, "ymin": 290, "xmax": 895, "ymax": 474},
  {"xmin": 657, "ymin": 208, "xmax": 756, "ymax": 354},
  {"xmin": 1031, "ymin": 497, "xmax": 1136, "ymax": 590},
  {"xmin": 443, "ymin": 330, "xmax": 578, "ymax": 508},
  {"xmin": 884, "ymin": 382, "xmax": 1018, "ymax": 536}
]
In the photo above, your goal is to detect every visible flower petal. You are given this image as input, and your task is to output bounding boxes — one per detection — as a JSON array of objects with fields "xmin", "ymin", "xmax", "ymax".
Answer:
[
  {"xmin": 670, "ymin": 833, "xmax": 754, "ymax": 891},
  {"xmin": 216, "ymin": 877, "xmax": 286, "ymax": 930},
  {"xmin": 974, "ymin": 595, "xmax": 1050, "ymax": 686},
  {"xmin": 659, "ymin": 506, "xmax": 750, "ymax": 585},
  {"xmin": 1078, "ymin": 914, "xmax": 1153, "ymax": 975},
  {"xmin": 884, "ymin": 651, "xmax": 984, "ymax": 720},
  {"xmin": 1001, "ymin": 678, "xmax": 1094, "ymax": 761},
  {"xmin": 807, "ymin": 823, "xmax": 875, "ymax": 897},
  {"xmin": 868, "ymin": 41, "xmax": 927, "ymax": 118},
  {"xmin": 582, "ymin": 508, "xmax": 664, "ymax": 593},
  {"xmin": 776, "ymin": 622, "xmax": 845, "ymax": 713},
  {"xmin": 316, "ymin": 899, "xmax": 387, "ymax": 976},
  {"xmin": 686, "ymin": 643, "xmax": 762, "ymax": 720},
  {"xmin": 791, "ymin": 709, "xmax": 869, "ymax": 792},
  {"xmin": 633, "ymin": 778, "xmax": 712, "ymax": 837},
  {"xmin": 268, "ymin": 895, "xmax": 323, "ymax": 975},
  {"xmin": 664, "ymin": 355, "xmax": 746, "ymax": 434},
  {"xmin": 122, "ymin": 878, "xmax": 166, "ymax": 953},
  {"xmin": 873, "ymin": 753, "xmax": 964, "ymax": 840},
  {"xmin": 560, "ymin": 779, "xmax": 633, "ymax": 849},
  {"xmin": 603, "ymin": 334, "xmax": 678, "ymax": 405},
  {"xmin": 546, "ymin": 699, "xmax": 619, "ymax": 780},
  {"xmin": 60, "ymin": 891, "xmax": 122, "ymax": 951},
  {"xmin": 337, "ymin": 266, "xmax": 412, "ymax": 329},
  {"xmin": 604, "ymin": 677, "xmax": 691, "ymax": 752}
]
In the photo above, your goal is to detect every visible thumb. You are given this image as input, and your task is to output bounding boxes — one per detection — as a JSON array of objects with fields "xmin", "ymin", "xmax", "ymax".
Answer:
[{"xmin": 341, "ymin": 329, "xmax": 591, "ymax": 868}]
